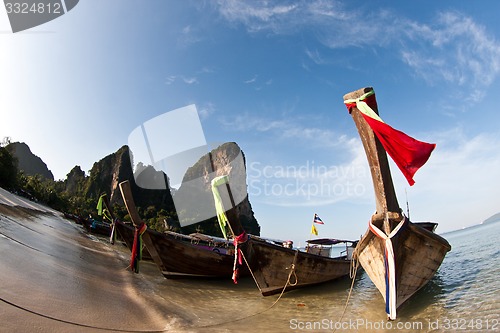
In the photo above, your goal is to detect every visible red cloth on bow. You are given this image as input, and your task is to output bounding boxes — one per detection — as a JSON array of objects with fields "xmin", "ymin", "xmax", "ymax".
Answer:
[
  {"xmin": 232, "ymin": 232, "xmax": 248, "ymax": 284},
  {"xmin": 346, "ymin": 93, "xmax": 435, "ymax": 186},
  {"xmin": 130, "ymin": 222, "xmax": 147, "ymax": 273}
]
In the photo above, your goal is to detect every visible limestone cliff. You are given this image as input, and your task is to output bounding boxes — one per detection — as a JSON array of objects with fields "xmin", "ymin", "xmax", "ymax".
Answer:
[
  {"xmin": 81, "ymin": 146, "xmax": 175, "ymax": 212},
  {"xmin": 65, "ymin": 165, "xmax": 85, "ymax": 194},
  {"xmin": 175, "ymin": 142, "xmax": 260, "ymax": 236},
  {"xmin": 7, "ymin": 142, "xmax": 54, "ymax": 180},
  {"xmin": 62, "ymin": 142, "xmax": 260, "ymax": 236}
]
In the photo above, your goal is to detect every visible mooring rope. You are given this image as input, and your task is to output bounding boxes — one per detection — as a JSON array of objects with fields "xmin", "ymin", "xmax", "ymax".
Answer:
[
  {"xmin": 0, "ymin": 230, "xmax": 167, "ymax": 332},
  {"xmin": 0, "ymin": 295, "xmax": 167, "ymax": 333},
  {"xmin": 0, "ymin": 216, "xmax": 298, "ymax": 331},
  {"xmin": 196, "ymin": 248, "xmax": 300, "ymax": 329},
  {"xmin": 0, "ymin": 231, "xmax": 53, "ymax": 256},
  {"xmin": 0, "ymin": 243, "xmax": 284, "ymax": 333},
  {"xmin": 332, "ymin": 247, "xmax": 360, "ymax": 333}
]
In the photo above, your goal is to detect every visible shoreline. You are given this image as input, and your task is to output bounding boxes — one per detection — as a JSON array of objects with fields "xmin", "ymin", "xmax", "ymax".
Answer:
[
  {"xmin": 0, "ymin": 189, "xmax": 285, "ymax": 333},
  {"xmin": 2, "ymin": 187, "xmax": 498, "ymax": 332},
  {"xmin": 0, "ymin": 190, "xmax": 188, "ymax": 332}
]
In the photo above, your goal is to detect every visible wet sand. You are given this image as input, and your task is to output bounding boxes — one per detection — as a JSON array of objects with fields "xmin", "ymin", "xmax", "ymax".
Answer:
[
  {"xmin": 6, "ymin": 186, "xmax": 491, "ymax": 333},
  {"xmin": 0, "ymin": 187, "xmax": 196, "ymax": 332},
  {"xmin": 0, "ymin": 187, "xmax": 362, "ymax": 333}
]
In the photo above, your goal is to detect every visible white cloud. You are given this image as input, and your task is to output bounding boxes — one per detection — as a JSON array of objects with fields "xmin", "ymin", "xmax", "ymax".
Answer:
[
  {"xmin": 220, "ymin": 112, "xmax": 373, "ymax": 207},
  {"xmin": 198, "ymin": 67, "xmax": 215, "ymax": 74},
  {"xmin": 305, "ymin": 48, "xmax": 325, "ymax": 65},
  {"xmin": 165, "ymin": 75, "xmax": 176, "ymax": 85},
  {"xmin": 182, "ymin": 76, "xmax": 199, "ymax": 84},
  {"xmin": 228, "ymin": 111, "xmax": 500, "ymax": 228},
  {"xmin": 198, "ymin": 102, "xmax": 216, "ymax": 119},
  {"xmin": 244, "ymin": 75, "xmax": 258, "ymax": 84},
  {"xmin": 247, "ymin": 147, "xmax": 372, "ymax": 208},
  {"xmin": 216, "ymin": 0, "xmax": 298, "ymax": 33},
  {"xmin": 178, "ymin": 24, "xmax": 202, "ymax": 47},
  {"xmin": 213, "ymin": 2, "xmax": 500, "ymax": 103},
  {"xmin": 400, "ymin": 12, "xmax": 500, "ymax": 102},
  {"xmin": 164, "ymin": 75, "xmax": 199, "ymax": 85},
  {"xmin": 387, "ymin": 127, "xmax": 500, "ymax": 231},
  {"xmin": 214, "ymin": 0, "xmax": 391, "ymax": 47}
]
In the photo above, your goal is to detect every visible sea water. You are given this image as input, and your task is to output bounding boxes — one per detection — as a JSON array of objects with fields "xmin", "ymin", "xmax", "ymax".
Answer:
[
  {"xmin": 142, "ymin": 220, "xmax": 500, "ymax": 332},
  {"xmin": 1, "ymin": 203, "xmax": 498, "ymax": 332}
]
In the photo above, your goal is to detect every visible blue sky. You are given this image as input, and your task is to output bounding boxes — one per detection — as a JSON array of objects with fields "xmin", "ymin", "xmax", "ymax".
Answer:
[{"xmin": 1, "ymin": 1, "xmax": 500, "ymax": 244}]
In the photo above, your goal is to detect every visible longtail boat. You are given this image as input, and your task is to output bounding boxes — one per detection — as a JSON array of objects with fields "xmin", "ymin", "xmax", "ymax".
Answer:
[
  {"xmin": 343, "ymin": 87, "xmax": 451, "ymax": 319},
  {"xmin": 118, "ymin": 180, "xmax": 248, "ymax": 278},
  {"xmin": 211, "ymin": 175, "xmax": 357, "ymax": 296},
  {"xmin": 80, "ymin": 216, "xmax": 111, "ymax": 237}
]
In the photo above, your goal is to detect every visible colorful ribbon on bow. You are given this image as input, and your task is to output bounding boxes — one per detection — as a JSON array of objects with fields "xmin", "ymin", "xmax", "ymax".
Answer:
[
  {"xmin": 232, "ymin": 232, "xmax": 248, "ymax": 284},
  {"xmin": 368, "ymin": 215, "xmax": 407, "ymax": 320},
  {"xmin": 344, "ymin": 90, "xmax": 436, "ymax": 186},
  {"xmin": 211, "ymin": 175, "xmax": 230, "ymax": 240},
  {"xmin": 130, "ymin": 223, "xmax": 147, "ymax": 273}
]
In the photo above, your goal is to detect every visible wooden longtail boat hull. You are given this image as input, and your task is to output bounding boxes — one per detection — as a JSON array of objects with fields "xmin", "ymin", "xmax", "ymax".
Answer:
[
  {"xmin": 356, "ymin": 220, "xmax": 450, "ymax": 309},
  {"xmin": 81, "ymin": 218, "xmax": 111, "ymax": 237},
  {"xmin": 139, "ymin": 225, "xmax": 245, "ymax": 279},
  {"xmin": 245, "ymin": 237, "xmax": 353, "ymax": 296},
  {"xmin": 344, "ymin": 87, "xmax": 451, "ymax": 318},
  {"xmin": 115, "ymin": 186, "xmax": 248, "ymax": 279},
  {"xmin": 210, "ymin": 177, "xmax": 355, "ymax": 296}
]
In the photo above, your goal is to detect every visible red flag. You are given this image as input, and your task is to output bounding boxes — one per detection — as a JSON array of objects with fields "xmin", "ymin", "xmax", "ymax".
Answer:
[{"xmin": 346, "ymin": 92, "xmax": 435, "ymax": 186}]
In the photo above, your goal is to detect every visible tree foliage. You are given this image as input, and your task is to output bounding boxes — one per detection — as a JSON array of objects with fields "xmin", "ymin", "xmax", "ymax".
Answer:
[{"xmin": 0, "ymin": 146, "xmax": 18, "ymax": 189}]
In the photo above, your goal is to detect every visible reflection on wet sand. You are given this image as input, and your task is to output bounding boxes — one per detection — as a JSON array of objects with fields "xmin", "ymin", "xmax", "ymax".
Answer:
[
  {"xmin": 2, "ymin": 186, "xmax": 497, "ymax": 333},
  {"xmin": 0, "ymin": 202, "xmax": 362, "ymax": 333}
]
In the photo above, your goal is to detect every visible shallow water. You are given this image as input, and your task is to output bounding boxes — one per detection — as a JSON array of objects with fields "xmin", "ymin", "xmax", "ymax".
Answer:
[
  {"xmin": 122, "ymin": 219, "xmax": 500, "ymax": 332},
  {"xmin": 0, "ymin": 196, "xmax": 498, "ymax": 332}
]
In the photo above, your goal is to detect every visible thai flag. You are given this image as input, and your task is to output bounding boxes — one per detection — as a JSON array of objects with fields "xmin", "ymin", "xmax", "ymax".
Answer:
[{"xmin": 313, "ymin": 214, "xmax": 324, "ymax": 224}]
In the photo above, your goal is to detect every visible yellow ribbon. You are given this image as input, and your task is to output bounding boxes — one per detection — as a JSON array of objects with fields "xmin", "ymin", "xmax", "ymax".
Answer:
[{"xmin": 211, "ymin": 175, "xmax": 230, "ymax": 239}]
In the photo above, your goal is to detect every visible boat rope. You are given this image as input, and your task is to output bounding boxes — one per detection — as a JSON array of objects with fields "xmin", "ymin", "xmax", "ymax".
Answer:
[
  {"xmin": 1, "ymin": 268, "xmax": 297, "ymax": 333},
  {"xmin": 0, "ymin": 295, "xmax": 167, "ymax": 332},
  {"xmin": 196, "ymin": 249, "xmax": 300, "ymax": 329},
  {"xmin": 286, "ymin": 249, "xmax": 299, "ymax": 287},
  {"xmin": 0, "ymin": 227, "xmax": 296, "ymax": 332},
  {"xmin": 332, "ymin": 255, "xmax": 360, "ymax": 333},
  {"xmin": 0, "ymin": 228, "xmax": 166, "ymax": 332},
  {"xmin": 240, "ymin": 246, "xmax": 263, "ymax": 293},
  {"xmin": 0, "ymin": 230, "xmax": 55, "ymax": 257},
  {"xmin": 349, "ymin": 245, "xmax": 358, "ymax": 279},
  {"xmin": 368, "ymin": 213, "xmax": 407, "ymax": 320}
]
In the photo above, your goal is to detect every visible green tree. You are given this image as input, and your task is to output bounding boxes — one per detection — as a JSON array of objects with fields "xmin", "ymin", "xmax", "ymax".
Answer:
[{"xmin": 0, "ymin": 147, "xmax": 18, "ymax": 189}]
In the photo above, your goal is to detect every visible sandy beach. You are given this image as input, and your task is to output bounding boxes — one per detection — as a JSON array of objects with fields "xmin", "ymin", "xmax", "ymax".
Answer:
[
  {"xmin": 2, "ymin": 186, "xmax": 499, "ymax": 333},
  {"xmin": 0, "ymin": 187, "xmax": 309, "ymax": 333},
  {"xmin": 0, "ymin": 188, "xmax": 188, "ymax": 333},
  {"xmin": 0, "ymin": 187, "xmax": 364, "ymax": 333}
]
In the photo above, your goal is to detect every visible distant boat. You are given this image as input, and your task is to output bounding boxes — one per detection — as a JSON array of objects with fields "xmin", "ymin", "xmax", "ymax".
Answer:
[
  {"xmin": 343, "ymin": 87, "xmax": 451, "ymax": 320},
  {"xmin": 211, "ymin": 176, "xmax": 357, "ymax": 296},
  {"xmin": 80, "ymin": 216, "xmax": 111, "ymax": 237}
]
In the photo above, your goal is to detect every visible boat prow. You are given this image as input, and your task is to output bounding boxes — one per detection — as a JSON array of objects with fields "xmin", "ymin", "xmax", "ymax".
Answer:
[
  {"xmin": 354, "ymin": 216, "xmax": 450, "ymax": 310},
  {"xmin": 343, "ymin": 87, "xmax": 451, "ymax": 319}
]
